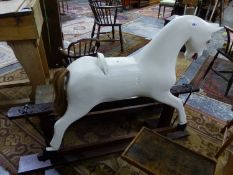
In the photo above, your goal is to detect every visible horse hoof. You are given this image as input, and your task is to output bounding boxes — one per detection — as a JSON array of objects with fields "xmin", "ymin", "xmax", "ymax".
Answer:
[
  {"xmin": 176, "ymin": 123, "xmax": 187, "ymax": 131},
  {"xmin": 37, "ymin": 149, "xmax": 57, "ymax": 161},
  {"xmin": 46, "ymin": 146, "xmax": 59, "ymax": 151}
]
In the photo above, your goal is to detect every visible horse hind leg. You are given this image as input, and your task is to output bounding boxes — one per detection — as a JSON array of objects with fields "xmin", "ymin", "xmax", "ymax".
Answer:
[
  {"xmin": 152, "ymin": 91, "xmax": 187, "ymax": 126},
  {"xmin": 46, "ymin": 104, "xmax": 94, "ymax": 151}
]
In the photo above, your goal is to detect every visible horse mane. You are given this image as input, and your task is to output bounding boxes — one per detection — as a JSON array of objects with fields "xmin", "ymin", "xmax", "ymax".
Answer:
[{"xmin": 52, "ymin": 68, "xmax": 70, "ymax": 116}]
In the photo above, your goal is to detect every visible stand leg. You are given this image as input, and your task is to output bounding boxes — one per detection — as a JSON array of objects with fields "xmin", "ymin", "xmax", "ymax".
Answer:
[{"xmin": 8, "ymin": 40, "xmax": 49, "ymax": 102}]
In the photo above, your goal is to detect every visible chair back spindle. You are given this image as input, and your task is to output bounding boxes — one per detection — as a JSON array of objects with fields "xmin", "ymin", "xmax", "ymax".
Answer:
[
  {"xmin": 60, "ymin": 38, "xmax": 100, "ymax": 67},
  {"xmin": 91, "ymin": 4, "xmax": 117, "ymax": 25}
]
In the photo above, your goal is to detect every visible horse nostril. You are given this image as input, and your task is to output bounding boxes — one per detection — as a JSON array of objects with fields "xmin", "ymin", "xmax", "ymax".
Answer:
[{"xmin": 192, "ymin": 53, "xmax": 198, "ymax": 60}]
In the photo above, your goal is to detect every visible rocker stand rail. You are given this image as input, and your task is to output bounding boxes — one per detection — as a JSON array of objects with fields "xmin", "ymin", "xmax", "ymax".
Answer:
[
  {"xmin": 18, "ymin": 127, "xmax": 185, "ymax": 175},
  {"xmin": 7, "ymin": 84, "xmax": 199, "ymax": 120}
]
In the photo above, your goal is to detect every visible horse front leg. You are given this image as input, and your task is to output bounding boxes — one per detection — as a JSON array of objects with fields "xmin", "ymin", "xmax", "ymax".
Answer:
[
  {"xmin": 46, "ymin": 104, "xmax": 95, "ymax": 151},
  {"xmin": 151, "ymin": 91, "xmax": 187, "ymax": 129}
]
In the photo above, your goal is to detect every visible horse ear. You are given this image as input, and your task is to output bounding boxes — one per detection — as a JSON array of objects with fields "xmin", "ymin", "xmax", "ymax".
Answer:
[{"xmin": 208, "ymin": 23, "xmax": 223, "ymax": 33}]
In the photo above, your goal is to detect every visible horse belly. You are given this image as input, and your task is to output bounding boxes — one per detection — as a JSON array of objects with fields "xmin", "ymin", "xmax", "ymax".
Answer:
[
  {"xmin": 67, "ymin": 57, "xmax": 146, "ymax": 103},
  {"xmin": 99, "ymin": 71, "xmax": 147, "ymax": 101}
]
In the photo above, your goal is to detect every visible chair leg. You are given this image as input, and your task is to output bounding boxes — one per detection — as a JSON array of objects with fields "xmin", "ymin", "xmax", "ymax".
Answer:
[
  {"xmin": 225, "ymin": 73, "xmax": 233, "ymax": 96},
  {"xmin": 158, "ymin": 4, "xmax": 161, "ymax": 18},
  {"xmin": 203, "ymin": 52, "xmax": 219, "ymax": 79},
  {"xmin": 112, "ymin": 26, "xmax": 115, "ymax": 40},
  {"xmin": 97, "ymin": 25, "xmax": 101, "ymax": 39},
  {"xmin": 91, "ymin": 23, "xmax": 96, "ymax": 38},
  {"xmin": 119, "ymin": 26, "xmax": 124, "ymax": 52},
  {"xmin": 163, "ymin": 6, "xmax": 166, "ymax": 17}
]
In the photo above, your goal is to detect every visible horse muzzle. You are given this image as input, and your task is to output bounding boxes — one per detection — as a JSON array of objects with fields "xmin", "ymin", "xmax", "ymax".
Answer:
[{"xmin": 192, "ymin": 53, "xmax": 198, "ymax": 60}]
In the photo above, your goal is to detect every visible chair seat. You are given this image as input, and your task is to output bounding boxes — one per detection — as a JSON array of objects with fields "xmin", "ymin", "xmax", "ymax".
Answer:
[
  {"xmin": 158, "ymin": 0, "xmax": 176, "ymax": 18},
  {"xmin": 160, "ymin": 0, "xmax": 175, "ymax": 6}
]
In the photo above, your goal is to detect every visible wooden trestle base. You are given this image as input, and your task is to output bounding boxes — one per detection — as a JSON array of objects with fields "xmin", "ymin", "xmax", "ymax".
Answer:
[
  {"xmin": 18, "ymin": 127, "xmax": 189, "ymax": 175},
  {"xmin": 7, "ymin": 84, "xmax": 198, "ymax": 174}
]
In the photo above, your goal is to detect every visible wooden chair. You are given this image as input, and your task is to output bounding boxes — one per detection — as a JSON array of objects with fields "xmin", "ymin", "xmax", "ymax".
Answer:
[
  {"xmin": 59, "ymin": 38, "xmax": 100, "ymax": 67},
  {"xmin": 89, "ymin": 0, "xmax": 124, "ymax": 52},
  {"xmin": 203, "ymin": 26, "xmax": 233, "ymax": 96}
]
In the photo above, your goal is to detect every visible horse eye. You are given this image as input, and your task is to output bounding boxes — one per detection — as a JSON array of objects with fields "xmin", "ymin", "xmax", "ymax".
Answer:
[{"xmin": 206, "ymin": 40, "xmax": 211, "ymax": 44}]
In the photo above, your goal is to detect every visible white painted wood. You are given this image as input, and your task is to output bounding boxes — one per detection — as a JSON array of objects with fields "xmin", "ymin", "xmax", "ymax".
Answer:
[{"xmin": 47, "ymin": 16, "xmax": 222, "ymax": 151}]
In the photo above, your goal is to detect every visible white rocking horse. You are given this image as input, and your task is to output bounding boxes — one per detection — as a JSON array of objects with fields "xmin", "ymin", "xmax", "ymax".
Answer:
[{"xmin": 47, "ymin": 15, "xmax": 222, "ymax": 151}]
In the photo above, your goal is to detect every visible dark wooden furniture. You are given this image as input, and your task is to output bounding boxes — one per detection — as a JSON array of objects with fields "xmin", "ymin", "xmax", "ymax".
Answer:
[
  {"xmin": 40, "ymin": 0, "xmax": 63, "ymax": 67},
  {"xmin": 129, "ymin": 0, "xmax": 150, "ymax": 8},
  {"xmin": 170, "ymin": 0, "xmax": 199, "ymax": 16},
  {"xmin": 59, "ymin": 38, "xmax": 100, "ymax": 67},
  {"xmin": 203, "ymin": 26, "xmax": 233, "ymax": 96},
  {"xmin": 121, "ymin": 0, "xmax": 131, "ymax": 8},
  {"xmin": 121, "ymin": 0, "xmax": 157, "ymax": 9},
  {"xmin": 89, "ymin": 0, "xmax": 124, "ymax": 52},
  {"xmin": 122, "ymin": 127, "xmax": 216, "ymax": 175},
  {"xmin": 171, "ymin": 0, "xmax": 224, "ymax": 24}
]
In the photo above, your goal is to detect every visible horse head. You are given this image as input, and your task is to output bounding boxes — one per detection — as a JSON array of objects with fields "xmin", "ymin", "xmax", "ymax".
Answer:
[{"xmin": 184, "ymin": 16, "xmax": 223, "ymax": 59}]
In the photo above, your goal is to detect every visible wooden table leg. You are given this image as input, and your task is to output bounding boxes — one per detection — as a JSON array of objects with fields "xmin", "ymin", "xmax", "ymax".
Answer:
[
  {"xmin": 8, "ymin": 39, "xmax": 49, "ymax": 101},
  {"xmin": 38, "ymin": 37, "xmax": 50, "ymax": 79}
]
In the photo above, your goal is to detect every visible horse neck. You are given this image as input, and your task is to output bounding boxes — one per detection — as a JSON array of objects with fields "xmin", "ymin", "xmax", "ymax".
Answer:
[{"xmin": 134, "ymin": 21, "xmax": 190, "ymax": 67}]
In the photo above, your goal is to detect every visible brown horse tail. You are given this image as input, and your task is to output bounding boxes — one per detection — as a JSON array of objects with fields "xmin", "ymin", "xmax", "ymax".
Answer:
[{"xmin": 52, "ymin": 68, "xmax": 70, "ymax": 116}]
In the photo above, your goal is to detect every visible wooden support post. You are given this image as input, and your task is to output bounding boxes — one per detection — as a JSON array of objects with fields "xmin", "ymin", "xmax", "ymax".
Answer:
[
  {"xmin": 40, "ymin": 0, "xmax": 63, "ymax": 67},
  {"xmin": 38, "ymin": 37, "xmax": 50, "ymax": 78},
  {"xmin": 8, "ymin": 40, "xmax": 49, "ymax": 101}
]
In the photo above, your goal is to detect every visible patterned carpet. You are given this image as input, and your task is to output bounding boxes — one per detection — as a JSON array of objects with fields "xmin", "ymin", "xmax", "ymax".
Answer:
[
  {"xmin": 1, "ymin": 106, "xmax": 232, "ymax": 175},
  {"xmin": 61, "ymin": 1, "xmax": 172, "ymax": 41},
  {"xmin": 0, "ymin": 113, "xmax": 45, "ymax": 174},
  {"xmin": 0, "ymin": 69, "xmax": 30, "ymax": 102},
  {"xmin": 192, "ymin": 57, "xmax": 233, "ymax": 105},
  {"xmin": 52, "ymin": 106, "xmax": 233, "ymax": 175}
]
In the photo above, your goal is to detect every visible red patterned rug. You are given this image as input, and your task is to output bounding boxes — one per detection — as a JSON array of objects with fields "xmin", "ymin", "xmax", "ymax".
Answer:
[{"xmin": 191, "ymin": 57, "xmax": 233, "ymax": 105}]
